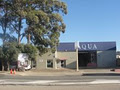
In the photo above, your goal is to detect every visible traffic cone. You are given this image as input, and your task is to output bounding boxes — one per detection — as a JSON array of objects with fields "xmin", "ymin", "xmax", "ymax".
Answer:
[
  {"xmin": 10, "ymin": 69, "xmax": 13, "ymax": 74},
  {"xmin": 14, "ymin": 69, "xmax": 16, "ymax": 75}
]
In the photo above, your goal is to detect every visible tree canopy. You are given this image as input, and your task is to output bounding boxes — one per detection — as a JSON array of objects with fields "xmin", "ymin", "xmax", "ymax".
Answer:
[
  {"xmin": 0, "ymin": 0, "xmax": 67, "ymax": 71},
  {"xmin": 0, "ymin": 0, "xmax": 67, "ymax": 54},
  {"xmin": 0, "ymin": 42, "xmax": 38, "ymax": 70}
]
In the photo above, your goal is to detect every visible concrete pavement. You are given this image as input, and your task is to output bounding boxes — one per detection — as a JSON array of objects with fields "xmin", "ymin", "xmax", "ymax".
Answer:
[
  {"xmin": 0, "ymin": 84, "xmax": 120, "ymax": 90},
  {"xmin": 0, "ymin": 68, "xmax": 120, "ymax": 86},
  {"xmin": 0, "ymin": 68, "xmax": 83, "ymax": 76},
  {"xmin": 0, "ymin": 68, "xmax": 119, "ymax": 76},
  {"xmin": 0, "ymin": 79, "xmax": 120, "ymax": 86}
]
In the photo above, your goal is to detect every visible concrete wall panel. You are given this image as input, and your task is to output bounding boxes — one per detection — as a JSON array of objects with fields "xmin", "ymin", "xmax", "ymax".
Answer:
[
  {"xmin": 97, "ymin": 50, "xmax": 116, "ymax": 68},
  {"xmin": 57, "ymin": 52, "xmax": 77, "ymax": 69},
  {"xmin": 36, "ymin": 52, "xmax": 55, "ymax": 69}
]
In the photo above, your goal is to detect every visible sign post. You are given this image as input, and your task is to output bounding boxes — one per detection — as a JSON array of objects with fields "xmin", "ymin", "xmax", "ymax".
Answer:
[{"xmin": 75, "ymin": 41, "xmax": 80, "ymax": 71}]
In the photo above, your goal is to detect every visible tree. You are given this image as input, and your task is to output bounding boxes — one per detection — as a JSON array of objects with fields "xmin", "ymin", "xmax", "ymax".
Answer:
[
  {"xmin": 16, "ymin": 43, "xmax": 25, "ymax": 53},
  {"xmin": 8, "ymin": 0, "xmax": 27, "ymax": 44},
  {"xmin": 0, "ymin": 0, "xmax": 11, "ymax": 44},
  {"xmin": 24, "ymin": 44, "xmax": 38, "ymax": 68},
  {"xmin": 0, "ymin": 0, "xmax": 67, "ymax": 60},
  {"xmin": 25, "ymin": 0, "xmax": 67, "ymax": 54},
  {"xmin": 3, "ymin": 42, "xmax": 19, "ymax": 70},
  {"xmin": 0, "ymin": 46, "xmax": 4, "ymax": 71},
  {"xmin": 0, "ymin": 42, "xmax": 38, "ymax": 71}
]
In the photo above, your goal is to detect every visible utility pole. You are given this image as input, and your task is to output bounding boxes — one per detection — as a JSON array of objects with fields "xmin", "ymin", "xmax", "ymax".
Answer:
[
  {"xmin": 76, "ymin": 47, "xmax": 79, "ymax": 71},
  {"xmin": 75, "ymin": 41, "xmax": 80, "ymax": 71}
]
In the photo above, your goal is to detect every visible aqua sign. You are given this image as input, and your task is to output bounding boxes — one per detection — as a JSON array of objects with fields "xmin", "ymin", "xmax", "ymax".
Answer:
[
  {"xmin": 79, "ymin": 44, "xmax": 97, "ymax": 50},
  {"xmin": 57, "ymin": 42, "xmax": 116, "ymax": 51}
]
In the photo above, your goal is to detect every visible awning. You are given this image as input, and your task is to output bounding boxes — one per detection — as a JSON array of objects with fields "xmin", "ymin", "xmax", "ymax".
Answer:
[{"xmin": 56, "ymin": 58, "xmax": 67, "ymax": 61}]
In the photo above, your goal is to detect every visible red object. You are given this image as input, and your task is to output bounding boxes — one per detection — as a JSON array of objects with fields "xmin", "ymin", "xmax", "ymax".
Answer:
[
  {"xmin": 115, "ymin": 69, "xmax": 120, "ymax": 72},
  {"xmin": 10, "ymin": 69, "xmax": 13, "ymax": 74},
  {"xmin": 57, "ymin": 58, "xmax": 67, "ymax": 61},
  {"xmin": 87, "ymin": 63, "xmax": 97, "ymax": 67}
]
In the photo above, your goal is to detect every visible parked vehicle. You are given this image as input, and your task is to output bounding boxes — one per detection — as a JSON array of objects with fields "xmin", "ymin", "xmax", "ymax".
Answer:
[{"xmin": 18, "ymin": 53, "xmax": 31, "ymax": 71}]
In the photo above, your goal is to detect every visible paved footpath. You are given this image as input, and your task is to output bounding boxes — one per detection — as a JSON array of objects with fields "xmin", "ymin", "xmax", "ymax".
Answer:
[
  {"xmin": 0, "ymin": 69, "xmax": 120, "ymax": 86},
  {"xmin": 0, "ymin": 79, "xmax": 120, "ymax": 85},
  {"xmin": 1, "ymin": 68, "xmax": 118, "ymax": 76},
  {"xmin": 0, "ymin": 84, "xmax": 120, "ymax": 90}
]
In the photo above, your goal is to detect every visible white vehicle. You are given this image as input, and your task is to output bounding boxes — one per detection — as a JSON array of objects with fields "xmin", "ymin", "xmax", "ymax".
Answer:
[
  {"xmin": 24, "ymin": 64, "xmax": 31, "ymax": 70},
  {"xmin": 18, "ymin": 53, "xmax": 31, "ymax": 70}
]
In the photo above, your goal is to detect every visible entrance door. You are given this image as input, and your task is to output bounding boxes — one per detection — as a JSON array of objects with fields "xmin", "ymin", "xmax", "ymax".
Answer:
[
  {"xmin": 78, "ymin": 51, "xmax": 97, "ymax": 68},
  {"xmin": 57, "ymin": 60, "xmax": 66, "ymax": 68},
  {"xmin": 61, "ymin": 60, "xmax": 66, "ymax": 68}
]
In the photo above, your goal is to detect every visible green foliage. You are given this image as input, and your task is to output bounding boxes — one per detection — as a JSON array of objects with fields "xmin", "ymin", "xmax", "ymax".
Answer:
[
  {"xmin": 0, "ymin": 0, "xmax": 67, "ymax": 54},
  {"xmin": 3, "ymin": 42, "xmax": 19, "ymax": 62},
  {"xmin": 0, "ymin": 46, "xmax": 3, "ymax": 59},
  {"xmin": 0, "ymin": 0, "xmax": 67, "ymax": 71},
  {"xmin": 26, "ymin": 0, "xmax": 67, "ymax": 53},
  {"xmin": 16, "ymin": 43, "xmax": 25, "ymax": 53},
  {"xmin": 0, "ymin": 0, "xmax": 12, "ymax": 44},
  {"xmin": 0, "ymin": 42, "xmax": 38, "ymax": 64},
  {"xmin": 24, "ymin": 44, "xmax": 38, "ymax": 60}
]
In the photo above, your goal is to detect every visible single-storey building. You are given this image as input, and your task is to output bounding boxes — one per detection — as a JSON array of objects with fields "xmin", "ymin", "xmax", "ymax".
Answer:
[{"xmin": 36, "ymin": 42, "xmax": 116, "ymax": 69}]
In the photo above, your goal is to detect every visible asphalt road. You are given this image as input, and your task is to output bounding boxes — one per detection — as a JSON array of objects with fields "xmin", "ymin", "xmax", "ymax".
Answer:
[
  {"xmin": 0, "ymin": 73, "xmax": 120, "ymax": 81},
  {"xmin": 0, "ymin": 84, "xmax": 120, "ymax": 90},
  {"xmin": 0, "ymin": 73, "xmax": 120, "ymax": 85}
]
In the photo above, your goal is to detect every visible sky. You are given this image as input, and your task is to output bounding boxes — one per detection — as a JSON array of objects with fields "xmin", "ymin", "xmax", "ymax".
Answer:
[{"xmin": 60, "ymin": 0, "xmax": 120, "ymax": 51}]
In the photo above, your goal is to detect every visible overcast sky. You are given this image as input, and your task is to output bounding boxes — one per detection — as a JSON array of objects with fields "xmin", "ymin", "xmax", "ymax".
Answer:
[{"xmin": 60, "ymin": 0, "xmax": 120, "ymax": 51}]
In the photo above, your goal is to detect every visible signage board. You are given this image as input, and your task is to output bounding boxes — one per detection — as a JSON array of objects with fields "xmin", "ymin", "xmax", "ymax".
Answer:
[{"xmin": 57, "ymin": 42, "xmax": 116, "ymax": 51}]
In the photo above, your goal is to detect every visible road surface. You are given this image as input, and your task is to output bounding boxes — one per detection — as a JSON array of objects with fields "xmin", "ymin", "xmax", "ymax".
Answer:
[
  {"xmin": 0, "ymin": 84, "xmax": 120, "ymax": 90},
  {"xmin": 0, "ymin": 73, "xmax": 120, "ymax": 85}
]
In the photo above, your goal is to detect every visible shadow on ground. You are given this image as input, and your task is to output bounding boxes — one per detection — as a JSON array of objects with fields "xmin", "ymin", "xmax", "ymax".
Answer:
[{"xmin": 82, "ymin": 73, "xmax": 120, "ymax": 76}]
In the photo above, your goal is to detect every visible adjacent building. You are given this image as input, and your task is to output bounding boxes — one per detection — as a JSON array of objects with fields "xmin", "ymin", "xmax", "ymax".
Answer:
[{"xmin": 36, "ymin": 42, "xmax": 116, "ymax": 69}]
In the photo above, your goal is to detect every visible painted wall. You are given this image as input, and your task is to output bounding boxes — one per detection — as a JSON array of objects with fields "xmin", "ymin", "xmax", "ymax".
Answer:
[
  {"xmin": 97, "ymin": 50, "xmax": 116, "ymax": 68},
  {"xmin": 57, "ymin": 52, "xmax": 77, "ymax": 69},
  {"xmin": 36, "ymin": 52, "xmax": 55, "ymax": 69},
  {"xmin": 36, "ymin": 51, "xmax": 77, "ymax": 69},
  {"xmin": 36, "ymin": 50, "xmax": 116, "ymax": 69}
]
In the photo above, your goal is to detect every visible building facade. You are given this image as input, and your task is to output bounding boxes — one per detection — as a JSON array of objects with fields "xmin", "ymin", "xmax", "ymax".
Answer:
[{"xmin": 36, "ymin": 42, "xmax": 116, "ymax": 69}]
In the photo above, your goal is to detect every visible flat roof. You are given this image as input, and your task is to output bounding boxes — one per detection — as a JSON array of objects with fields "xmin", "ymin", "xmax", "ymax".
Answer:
[{"xmin": 57, "ymin": 42, "xmax": 116, "ymax": 51}]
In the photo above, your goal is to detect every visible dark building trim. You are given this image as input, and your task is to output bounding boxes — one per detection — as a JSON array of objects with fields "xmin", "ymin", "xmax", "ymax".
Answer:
[{"xmin": 57, "ymin": 42, "xmax": 116, "ymax": 51}]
